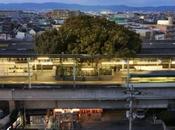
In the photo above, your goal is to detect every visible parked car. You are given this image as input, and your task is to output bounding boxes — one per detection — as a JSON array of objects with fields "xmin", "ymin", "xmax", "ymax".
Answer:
[{"xmin": 135, "ymin": 110, "xmax": 145, "ymax": 119}]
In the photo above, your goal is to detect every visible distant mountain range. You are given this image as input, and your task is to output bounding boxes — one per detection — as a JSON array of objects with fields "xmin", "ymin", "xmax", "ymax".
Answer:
[{"xmin": 0, "ymin": 2, "xmax": 174, "ymax": 12}]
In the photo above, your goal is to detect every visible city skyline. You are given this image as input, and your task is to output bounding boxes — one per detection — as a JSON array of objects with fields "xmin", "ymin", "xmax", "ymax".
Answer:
[{"xmin": 0, "ymin": 0, "xmax": 174, "ymax": 7}]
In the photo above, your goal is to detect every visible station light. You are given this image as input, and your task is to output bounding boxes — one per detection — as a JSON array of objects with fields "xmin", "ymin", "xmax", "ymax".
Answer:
[
  {"xmin": 136, "ymin": 60, "xmax": 162, "ymax": 65},
  {"xmin": 101, "ymin": 61, "xmax": 120, "ymax": 65},
  {"xmin": 0, "ymin": 62, "xmax": 16, "ymax": 65},
  {"xmin": 40, "ymin": 62, "xmax": 53, "ymax": 65},
  {"xmin": 81, "ymin": 68, "xmax": 94, "ymax": 71},
  {"xmin": 37, "ymin": 57, "xmax": 50, "ymax": 60},
  {"xmin": 101, "ymin": 60, "xmax": 133, "ymax": 65},
  {"xmin": 134, "ymin": 65, "xmax": 163, "ymax": 71},
  {"xmin": 62, "ymin": 61, "xmax": 75, "ymax": 65}
]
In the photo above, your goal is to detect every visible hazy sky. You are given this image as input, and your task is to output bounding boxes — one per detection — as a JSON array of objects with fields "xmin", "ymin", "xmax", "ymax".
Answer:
[{"xmin": 0, "ymin": 0, "xmax": 175, "ymax": 6}]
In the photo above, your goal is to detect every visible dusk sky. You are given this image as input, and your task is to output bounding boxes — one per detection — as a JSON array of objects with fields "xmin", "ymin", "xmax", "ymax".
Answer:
[{"xmin": 0, "ymin": 0, "xmax": 174, "ymax": 6}]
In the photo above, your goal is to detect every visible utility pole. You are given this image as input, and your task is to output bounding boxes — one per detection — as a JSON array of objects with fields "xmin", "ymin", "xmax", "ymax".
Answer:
[
  {"xmin": 125, "ymin": 58, "xmax": 133, "ymax": 130},
  {"xmin": 129, "ymin": 85, "xmax": 134, "ymax": 130},
  {"xmin": 125, "ymin": 85, "xmax": 141, "ymax": 130},
  {"xmin": 126, "ymin": 59, "xmax": 130, "ymax": 88}
]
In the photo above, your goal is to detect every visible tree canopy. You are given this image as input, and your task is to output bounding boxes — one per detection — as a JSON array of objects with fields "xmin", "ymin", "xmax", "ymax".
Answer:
[{"xmin": 35, "ymin": 15, "xmax": 142, "ymax": 57}]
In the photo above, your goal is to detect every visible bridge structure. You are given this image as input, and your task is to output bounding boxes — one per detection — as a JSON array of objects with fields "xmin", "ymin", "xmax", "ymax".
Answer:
[
  {"xmin": 0, "ymin": 83, "xmax": 175, "ymax": 111},
  {"xmin": 0, "ymin": 55, "xmax": 175, "ymax": 114},
  {"xmin": 0, "ymin": 55, "xmax": 175, "ymax": 85}
]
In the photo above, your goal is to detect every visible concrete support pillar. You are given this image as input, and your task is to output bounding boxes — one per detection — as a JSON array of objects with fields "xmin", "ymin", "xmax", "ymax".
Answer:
[
  {"xmin": 73, "ymin": 63, "xmax": 76, "ymax": 81},
  {"xmin": 26, "ymin": 114, "xmax": 30, "ymax": 125},
  {"xmin": 122, "ymin": 64, "xmax": 125, "ymax": 70},
  {"xmin": 112, "ymin": 69, "xmax": 115, "ymax": 76},
  {"xmin": 169, "ymin": 59, "xmax": 172, "ymax": 70},
  {"xmin": 27, "ymin": 58, "xmax": 32, "ymax": 88},
  {"xmin": 21, "ymin": 110, "xmax": 26, "ymax": 128},
  {"xmin": 35, "ymin": 63, "xmax": 37, "ymax": 70},
  {"xmin": 9, "ymin": 100, "xmax": 15, "ymax": 112}
]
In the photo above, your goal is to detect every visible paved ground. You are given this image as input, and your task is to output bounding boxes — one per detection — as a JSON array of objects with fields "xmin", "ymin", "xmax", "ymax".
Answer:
[
  {"xmin": 79, "ymin": 120, "xmax": 164, "ymax": 130},
  {"xmin": 25, "ymin": 120, "xmax": 164, "ymax": 130},
  {"xmin": 167, "ymin": 127, "xmax": 175, "ymax": 130}
]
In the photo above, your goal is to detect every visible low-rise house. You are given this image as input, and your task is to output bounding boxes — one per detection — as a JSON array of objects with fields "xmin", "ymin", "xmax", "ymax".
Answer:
[
  {"xmin": 29, "ymin": 29, "xmax": 36, "ymax": 36},
  {"xmin": 15, "ymin": 31, "xmax": 26, "ymax": 40},
  {"xmin": 0, "ymin": 33, "xmax": 12, "ymax": 40}
]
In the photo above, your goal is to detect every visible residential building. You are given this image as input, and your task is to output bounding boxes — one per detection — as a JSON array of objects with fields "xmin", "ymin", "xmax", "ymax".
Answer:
[{"xmin": 46, "ymin": 10, "xmax": 82, "ymax": 19}]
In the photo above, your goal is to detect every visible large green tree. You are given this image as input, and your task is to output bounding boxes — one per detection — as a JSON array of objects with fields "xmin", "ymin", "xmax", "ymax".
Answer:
[{"xmin": 35, "ymin": 15, "xmax": 142, "ymax": 57}]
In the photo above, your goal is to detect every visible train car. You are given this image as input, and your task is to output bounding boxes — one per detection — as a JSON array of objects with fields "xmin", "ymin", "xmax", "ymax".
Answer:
[{"xmin": 130, "ymin": 70, "xmax": 175, "ymax": 83}]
